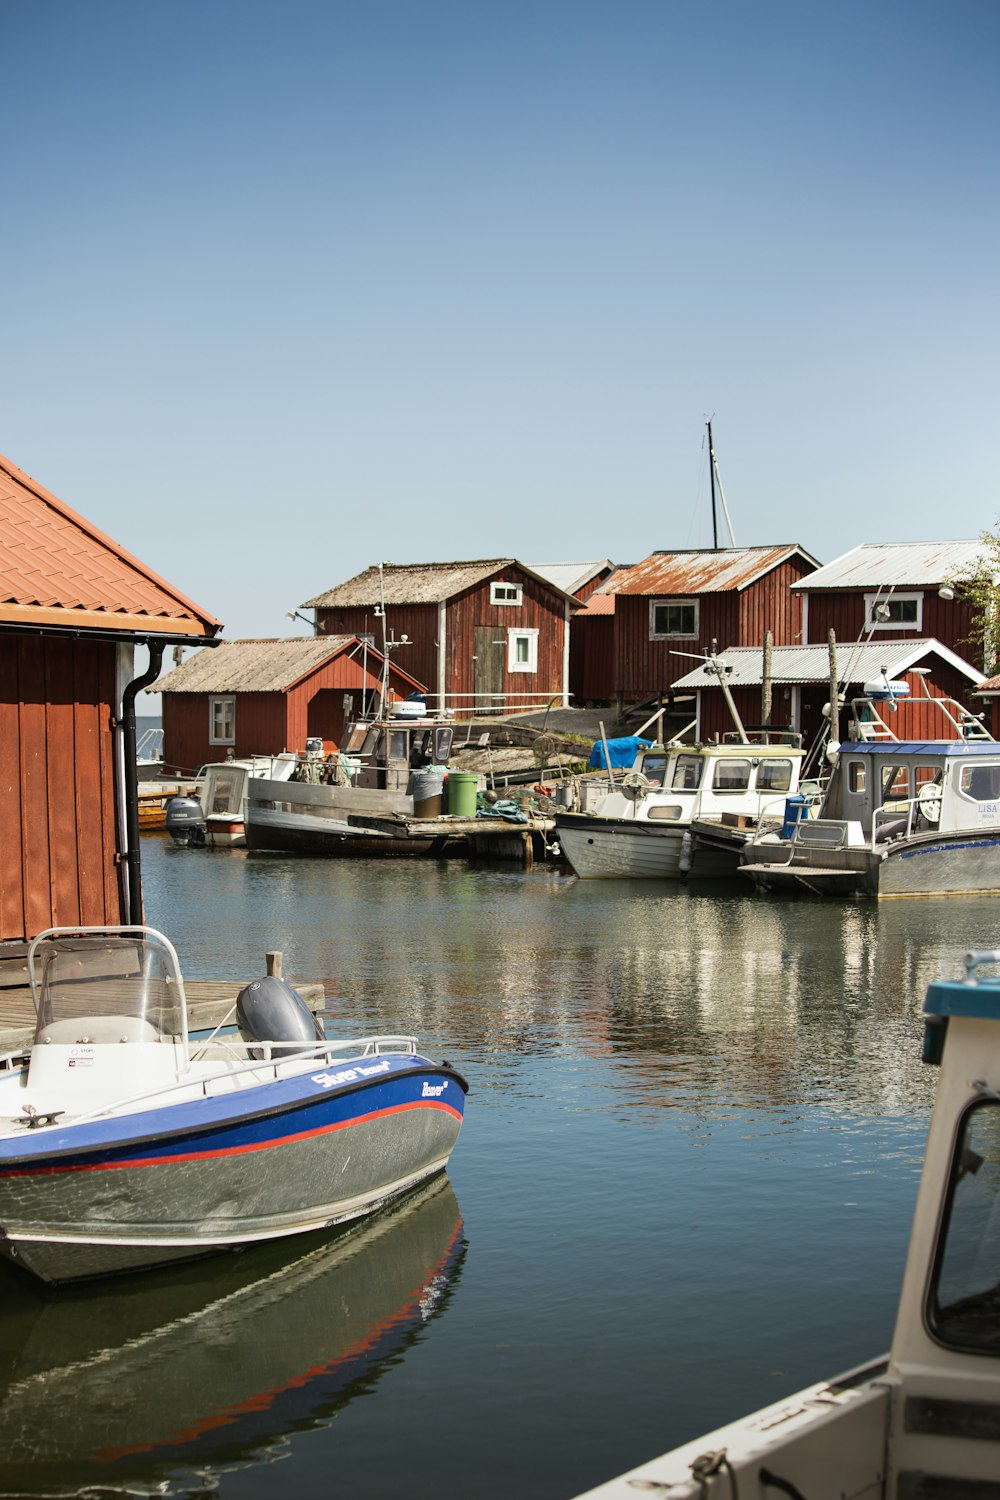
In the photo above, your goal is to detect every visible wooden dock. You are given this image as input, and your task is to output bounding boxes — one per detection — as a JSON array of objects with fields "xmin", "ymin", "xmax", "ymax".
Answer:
[{"xmin": 347, "ymin": 812, "xmax": 557, "ymax": 866}]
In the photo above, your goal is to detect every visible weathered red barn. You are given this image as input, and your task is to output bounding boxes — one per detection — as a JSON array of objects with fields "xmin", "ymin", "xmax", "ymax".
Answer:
[
  {"xmin": 303, "ymin": 560, "xmax": 579, "ymax": 717},
  {"xmin": 155, "ymin": 636, "xmax": 427, "ymax": 772},
  {"xmin": 793, "ymin": 541, "xmax": 985, "ymax": 666},
  {"xmin": 603, "ymin": 545, "xmax": 820, "ymax": 708},
  {"xmin": 0, "ymin": 452, "xmax": 220, "ymax": 947},
  {"xmin": 670, "ymin": 639, "xmax": 985, "ymax": 750}
]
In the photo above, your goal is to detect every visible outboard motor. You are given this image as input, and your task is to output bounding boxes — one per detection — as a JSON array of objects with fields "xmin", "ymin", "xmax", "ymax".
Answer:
[
  {"xmin": 165, "ymin": 795, "xmax": 207, "ymax": 847},
  {"xmin": 236, "ymin": 975, "xmax": 324, "ymax": 1058}
]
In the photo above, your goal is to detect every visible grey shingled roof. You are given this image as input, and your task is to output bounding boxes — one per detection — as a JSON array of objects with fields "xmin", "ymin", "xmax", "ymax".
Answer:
[
  {"xmin": 303, "ymin": 559, "xmax": 578, "ymax": 609},
  {"xmin": 152, "ymin": 636, "xmax": 360, "ymax": 694}
]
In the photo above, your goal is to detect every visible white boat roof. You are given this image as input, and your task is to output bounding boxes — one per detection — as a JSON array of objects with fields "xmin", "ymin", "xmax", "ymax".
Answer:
[
  {"xmin": 670, "ymin": 638, "xmax": 984, "ymax": 689},
  {"xmin": 791, "ymin": 540, "xmax": 985, "ymax": 590}
]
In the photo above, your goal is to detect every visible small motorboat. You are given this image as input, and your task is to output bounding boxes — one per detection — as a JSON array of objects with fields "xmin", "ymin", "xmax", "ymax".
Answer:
[
  {"xmin": 571, "ymin": 948, "xmax": 1000, "ymax": 1498},
  {"xmin": 0, "ymin": 926, "xmax": 467, "ymax": 1283}
]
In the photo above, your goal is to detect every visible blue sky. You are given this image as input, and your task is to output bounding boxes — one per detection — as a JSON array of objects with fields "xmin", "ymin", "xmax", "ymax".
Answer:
[{"xmin": 3, "ymin": 0, "xmax": 998, "ymax": 658}]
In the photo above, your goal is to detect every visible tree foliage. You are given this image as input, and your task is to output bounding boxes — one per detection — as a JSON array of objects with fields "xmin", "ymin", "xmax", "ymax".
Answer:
[{"xmin": 960, "ymin": 524, "xmax": 1000, "ymax": 677}]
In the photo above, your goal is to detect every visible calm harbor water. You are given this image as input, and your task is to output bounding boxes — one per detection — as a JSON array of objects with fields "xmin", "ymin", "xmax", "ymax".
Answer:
[{"xmin": 2, "ymin": 840, "xmax": 996, "ymax": 1499}]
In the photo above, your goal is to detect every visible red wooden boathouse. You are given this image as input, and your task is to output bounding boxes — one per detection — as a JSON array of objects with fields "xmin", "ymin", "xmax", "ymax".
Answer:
[{"xmin": 0, "ymin": 452, "xmax": 220, "ymax": 948}]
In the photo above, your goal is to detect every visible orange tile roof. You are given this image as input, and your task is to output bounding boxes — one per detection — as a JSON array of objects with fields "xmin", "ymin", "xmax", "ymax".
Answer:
[{"xmin": 0, "ymin": 453, "xmax": 221, "ymax": 638}]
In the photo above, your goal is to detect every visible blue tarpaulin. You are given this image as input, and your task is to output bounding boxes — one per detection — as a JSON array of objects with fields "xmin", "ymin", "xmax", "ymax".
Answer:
[{"xmin": 587, "ymin": 736, "xmax": 651, "ymax": 770}]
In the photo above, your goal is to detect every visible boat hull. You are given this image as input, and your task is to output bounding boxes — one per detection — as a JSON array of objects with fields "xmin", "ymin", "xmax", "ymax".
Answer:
[
  {"xmin": 743, "ymin": 830, "xmax": 1000, "ymax": 899},
  {"xmin": 555, "ymin": 813, "xmax": 685, "ymax": 879},
  {"xmin": 245, "ymin": 804, "xmax": 437, "ymax": 857},
  {"xmin": 0, "ymin": 1059, "xmax": 466, "ymax": 1282}
]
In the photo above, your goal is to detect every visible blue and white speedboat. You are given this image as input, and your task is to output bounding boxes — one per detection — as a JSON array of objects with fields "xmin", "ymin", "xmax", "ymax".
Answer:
[{"xmin": 0, "ymin": 926, "xmax": 467, "ymax": 1283}]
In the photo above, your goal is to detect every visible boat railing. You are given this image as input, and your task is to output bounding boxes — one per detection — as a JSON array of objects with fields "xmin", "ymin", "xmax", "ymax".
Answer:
[{"xmin": 63, "ymin": 1035, "xmax": 421, "ymax": 1126}]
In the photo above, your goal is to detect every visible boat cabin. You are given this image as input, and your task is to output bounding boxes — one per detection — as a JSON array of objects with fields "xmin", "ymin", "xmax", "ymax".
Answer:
[
  {"xmin": 339, "ymin": 715, "xmax": 456, "ymax": 793},
  {"xmin": 813, "ymin": 740, "xmax": 1000, "ymax": 847},
  {"xmin": 597, "ymin": 732, "xmax": 804, "ymax": 827}
]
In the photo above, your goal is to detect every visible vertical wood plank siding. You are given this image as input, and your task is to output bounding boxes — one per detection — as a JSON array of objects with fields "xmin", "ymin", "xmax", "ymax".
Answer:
[
  {"xmin": 802, "ymin": 590, "xmax": 978, "ymax": 669},
  {"xmin": 161, "ymin": 653, "xmax": 425, "ymax": 771},
  {"xmin": 0, "ymin": 636, "xmax": 123, "ymax": 943},
  {"xmin": 615, "ymin": 564, "xmax": 812, "ymax": 701},
  {"xmin": 319, "ymin": 570, "xmax": 568, "ymax": 716}
]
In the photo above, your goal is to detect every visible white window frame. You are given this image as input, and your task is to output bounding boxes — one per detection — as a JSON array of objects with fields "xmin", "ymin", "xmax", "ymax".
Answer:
[
  {"xmin": 209, "ymin": 695, "xmax": 236, "ymax": 745},
  {"xmin": 507, "ymin": 628, "xmax": 538, "ymax": 673},
  {"xmin": 491, "ymin": 581, "xmax": 523, "ymax": 607},
  {"xmin": 864, "ymin": 591, "xmax": 923, "ymax": 631},
  {"xmin": 649, "ymin": 599, "xmax": 699, "ymax": 640}
]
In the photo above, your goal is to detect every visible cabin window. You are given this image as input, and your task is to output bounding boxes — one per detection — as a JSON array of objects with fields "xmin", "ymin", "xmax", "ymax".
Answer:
[
  {"xmin": 671, "ymin": 755, "xmax": 703, "ymax": 791},
  {"xmin": 344, "ymin": 724, "xmax": 369, "ymax": 754},
  {"xmin": 386, "ymin": 730, "xmax": 409, "ymax": 761},
  {"xmin": 960, "ymin": 764, "xmax": 1000, "ymax": 802},
  {"xmin": 864, "ymin": 592, "xmax": 923, "ymax": 631},
  {"xmin": 880, "ymin": 763, "xmax": 910, "ymax": 803},
  {"xmin": 647, "ymin": 804, "xmax": 684, "ymax": 820},
  {"xmin": 928, "ymin": 1099, "xmax": 1000, "ymax": 1356},
  {"xmin": 757, "ymin": 759, "xmax": 793, "ymax": 792},
  {"xmin": 848, "ymin": 761, "xmax": 867, "ymax": 794},
  {"xmin": 360, "ymin": 726, "xmax": 380, "ymax": 757},
  {"xmin": 491, "ymin": 582, "xmax": 523, "ymax": 606},
  {"xmin": 209, "ymin": 696, "xmax": 235, "ymax": 746},
  {"xmin": 508, "ymin": 629, "xmax": 538, "ymax": 673},
  {"xmin": 649, "ymin": 600, "xmax": 698, "ymax": 639},
  {"xmin": 641, "ymin": 755, "xmax": 668, "ymax": 787},
  {"xmin": 434, "ymin": 727, "xmax": 454, "ymax": 762},
  {"xmin": 713, "ymin": 759, "xmax": 751, "ymax": 791}
]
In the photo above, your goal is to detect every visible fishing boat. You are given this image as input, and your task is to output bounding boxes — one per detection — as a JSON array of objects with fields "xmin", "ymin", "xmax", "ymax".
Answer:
[
  {"xmin": 553, "ymin": 731, "xmax": 806, "ymax": 880},
  {"xmin": 165, "ymin": 755, "xmax": 298, "ymax": 848},
  {"xmin": 244, "ymin": 710, "xmax": 465, "ymax": 857},
  {"xmin": 742, "ymin": 735, "xmax": 1000, "ymax": 898},
  {"xmin": 0, "ymin": 925, "xmax": 467, "ymax": 1282},
  {"xmin": 573, "ymin": 947, "xmax": 1000, "ymax": 1498}
]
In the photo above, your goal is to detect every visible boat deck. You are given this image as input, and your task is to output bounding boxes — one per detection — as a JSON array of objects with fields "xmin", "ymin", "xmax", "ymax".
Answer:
[{"xmin": 0, "ymin": 978, "xmax": 326, "ymax": 1054}]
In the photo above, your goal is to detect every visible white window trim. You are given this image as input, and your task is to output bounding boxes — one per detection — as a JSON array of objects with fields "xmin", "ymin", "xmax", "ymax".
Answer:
[
  {"xmin": 864, "ymin": 591, "xmax": 923, "ymax": 631},
  {"xmin": 507, "ymin": 627, "xmax": 538, "ymax": 673},
  {"xmin": 209, "ymin": 695, "xmax": 236, "ymax": 745},
  {"xmin": 649, "ymin": 598, "xmax": 699, "ymax": 640},
  {"xmin": 491, "ymin": 581, "xmax": 523, "ymax": 606}
]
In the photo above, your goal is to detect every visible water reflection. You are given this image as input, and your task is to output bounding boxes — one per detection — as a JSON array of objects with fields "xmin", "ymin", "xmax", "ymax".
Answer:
[{"xmin": 0, "ymin": 1175, "xmax": 464, "ymax": 1496}]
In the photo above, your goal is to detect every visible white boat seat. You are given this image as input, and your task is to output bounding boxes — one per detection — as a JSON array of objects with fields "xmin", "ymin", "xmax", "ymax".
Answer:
[{"xmin": 38, "ymin": 1016, "xmax": 163, "ymax": 1045}]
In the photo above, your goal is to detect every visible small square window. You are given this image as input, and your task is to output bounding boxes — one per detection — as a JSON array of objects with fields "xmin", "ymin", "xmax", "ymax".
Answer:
[
  {"xmin": 864, "ymin": 592, "xmax": 922, "ymax": 631},
  {"xmin": 508, "ymin": 628, "xmax": 538, "ymax": 672},
  {"xmin": 491, "ymin": 582, "xmax": 523, "ymax": 606},
  {"xmin": 209, "ymin": 696, "xmax": 235, "ymax": 746},
  {"xmin": 650, "ymin": 600, "xmax": 698, "ymax": 639}
]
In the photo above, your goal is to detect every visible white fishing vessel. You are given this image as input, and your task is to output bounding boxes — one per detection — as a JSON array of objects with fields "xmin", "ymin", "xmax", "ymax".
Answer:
[
  {"xmin": 573, "ymin": 947, "xmax": 1000, "ymax": 1498},
  {"xmin": 554, "ymin": 732, "xmax": 805, "ymax": 880}
]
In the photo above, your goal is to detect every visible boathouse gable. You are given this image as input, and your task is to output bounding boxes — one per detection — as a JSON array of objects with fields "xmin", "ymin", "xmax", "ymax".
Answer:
[
  {"xmin": 0, "ymin": 450, "xmax": 220, "ymax": 946},
  {"xmin": 154, "ymin": 636, "xmax": 426, "ymax": 772},
  {"xmin": 793, "ymin": 541, "xmax": 985, "ymax": 667},
  {"xmin": 304, "ymin": 559, "xmax": 579, "ymax": 717},
  {"xmin": 603, "ymin": 545, "xmax": 819, "ymax": 706}
]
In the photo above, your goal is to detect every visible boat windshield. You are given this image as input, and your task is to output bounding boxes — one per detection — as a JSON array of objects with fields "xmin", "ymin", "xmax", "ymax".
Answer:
[
  {"xmin": 928, "ymin": 1097, "xmax": 1000, "ymax": 1355},
  {"xmin": 670, "ymin": 755, "xmax": 703, "ymax": 792},
  {"xmin": 30, "ymin": 932, "xmax": 185, "ymax": 1043}
]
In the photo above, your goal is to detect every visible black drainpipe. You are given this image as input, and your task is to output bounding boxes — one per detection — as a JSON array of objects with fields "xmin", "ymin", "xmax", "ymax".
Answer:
[{"xmin": 120, "ymin": 642, "xmax": 164, "ymax": 926}]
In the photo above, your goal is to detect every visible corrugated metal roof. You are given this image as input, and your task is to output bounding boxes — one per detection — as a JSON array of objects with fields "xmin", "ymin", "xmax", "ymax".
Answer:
[
  {"xmin": 605, "ymin": 545, "xmax": 818, "ymax": 596},
  {"xmin": 791, "ymin": 540, "xmax": 985, "ymax": 591},
  {"xmin": 526, "ymin": 560, "xmax": 612, "ymax": 596},
  {"xmin": 670, "ymin": 638, "xmax": 984, "ymax": 689},
  {"xmin": 153, "ymin": 636, "xmax": 361, "ymax": 694},
  {"xmin": 0, "ymin": 452, "xmax": 221, "ymax": 638},
  {"xmin": 303, "ymin": 559, "xmax": 578, "ymax": 609}
]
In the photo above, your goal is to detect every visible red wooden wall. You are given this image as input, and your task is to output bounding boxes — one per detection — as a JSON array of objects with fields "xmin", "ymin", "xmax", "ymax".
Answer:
[
  {"xmin": 802, "ymin": 589, "xmax": 978, "ymax": 666},
  {"xmin": 161, "ymin": 652, "xmax": 423, "ymax": 771},
  {"xmin": 0, "ymin": 635, "xmax": 122, "ymax": 943},
  {"xmin": 317, "ymin": 568, "xmax": 569, "ymax": 716},
  {"xmin": 614, "ymin": 568, "xmax": 807, "ymax": 702}
]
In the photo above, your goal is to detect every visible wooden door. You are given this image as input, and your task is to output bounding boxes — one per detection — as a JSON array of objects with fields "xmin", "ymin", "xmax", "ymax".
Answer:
[{"xmin": 473, "ymin": 628, "xmax": 506, "ymax": 713}]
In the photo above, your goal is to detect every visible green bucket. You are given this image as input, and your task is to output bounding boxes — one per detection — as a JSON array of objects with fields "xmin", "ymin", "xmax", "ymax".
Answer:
[{"xmin": 447, "ymin": 771, "xmax": 479, "ymax": 817}]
